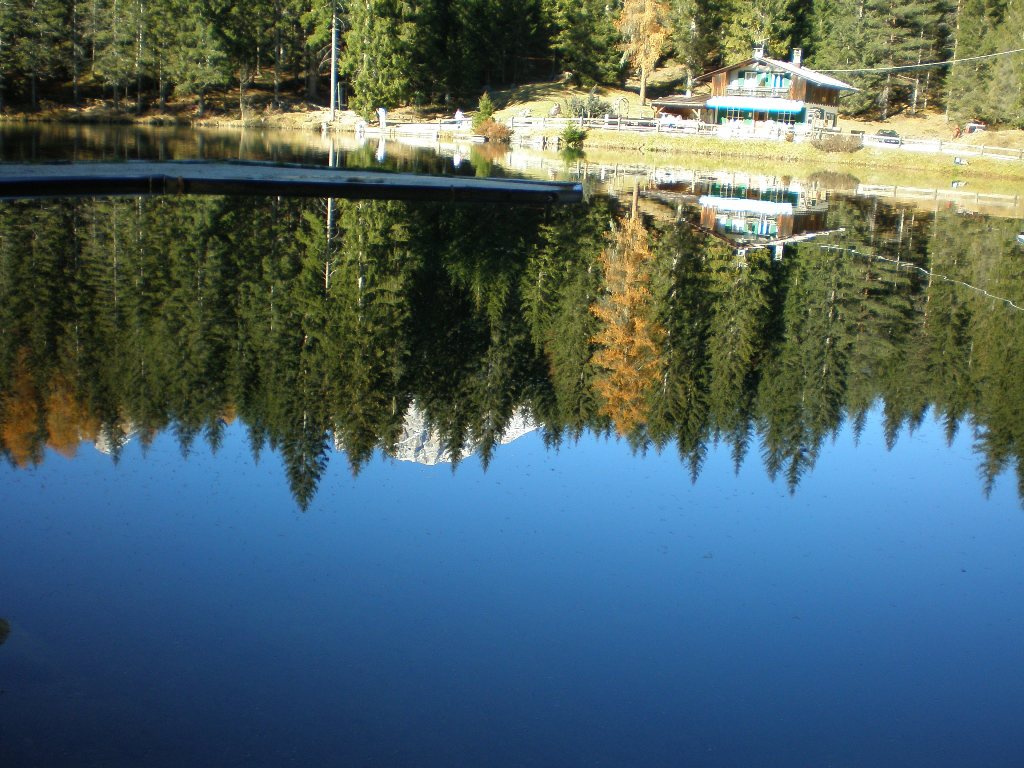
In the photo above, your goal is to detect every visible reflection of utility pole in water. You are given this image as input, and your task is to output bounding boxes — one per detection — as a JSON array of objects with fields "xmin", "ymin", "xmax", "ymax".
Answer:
[
  {"xmin": 324, "ymin": 196, "xmax": 336, "ymax": 291},
  {"xmin": 0, "ymin": 618, "xmax": 9, "ymax": 646}
]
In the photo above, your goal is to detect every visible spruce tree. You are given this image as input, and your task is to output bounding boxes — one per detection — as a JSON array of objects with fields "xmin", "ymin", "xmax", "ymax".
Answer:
[
  {"xmin": 545, "ymin": 0, "xmax": 622, "ymax": 86},
  {"xmin": 13, "ymin": 0, "xmax": 66, "ymax": 109},
  {"xmin": 344, "ymin": 0, "xmax": 416, "ymax": 117},
  {"xmin": 720, "ymin": 0, "xmax": 796, "ymax": 62},
  {"xmin": 668, "ymin": 0, "xmax": 718, "ymax": 90},
  {"xmin": 166, "ymin": 2, "xmax": 229, "ymax": 115}
]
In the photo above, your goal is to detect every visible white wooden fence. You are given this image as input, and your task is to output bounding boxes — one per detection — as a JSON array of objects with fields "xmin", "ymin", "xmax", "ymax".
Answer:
[
  {"xmin": 861, "ymin": 135, "xmax": 1024, "ymax": 162},
  {"xmin": 503, "ymin": 114, "xmax": 1024, "ymax": 162}
]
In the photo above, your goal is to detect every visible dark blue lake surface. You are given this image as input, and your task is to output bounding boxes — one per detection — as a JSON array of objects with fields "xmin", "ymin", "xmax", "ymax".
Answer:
[
  {"xmin": 2, "ymin": 408, "xmax": 1023, "ymax": 767},
  {"xmin": 2, "ymin": 127, "xmax": 1024, "ymax": 765}
]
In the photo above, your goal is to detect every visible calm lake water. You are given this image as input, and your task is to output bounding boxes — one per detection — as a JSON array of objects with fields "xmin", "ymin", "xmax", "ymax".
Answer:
[{"xmin": 2, "ymin": 126, "xmax": 1023, "ymax": 766}]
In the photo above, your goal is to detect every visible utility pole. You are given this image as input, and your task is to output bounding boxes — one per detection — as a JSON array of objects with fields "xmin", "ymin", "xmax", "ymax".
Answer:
[{"xmin": 329, "ymin": 3, "xmax": 338, "ymax": 121}]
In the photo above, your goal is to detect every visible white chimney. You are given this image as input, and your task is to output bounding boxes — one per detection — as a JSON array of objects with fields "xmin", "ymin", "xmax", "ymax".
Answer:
[
  {"xmin": 753, "ymin": 44, "xmax": 765, "ymax": 59},
  {"xmin": 792, "ymin": 48, "xmax": 802, "ymax": 67}
]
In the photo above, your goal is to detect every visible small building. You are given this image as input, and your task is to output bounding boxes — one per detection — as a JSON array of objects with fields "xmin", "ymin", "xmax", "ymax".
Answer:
[{"xmin": 652, "ymin": 47, "xmax": 858, "ymax": 132}]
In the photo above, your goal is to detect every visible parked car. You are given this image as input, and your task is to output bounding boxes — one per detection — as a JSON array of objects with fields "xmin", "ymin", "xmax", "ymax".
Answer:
[
  {"xmin": 965, "ymin": 121, "xmax": 987, "ymax": 134},
  {"xmin": 876, "ymin": 129, "xmax": 901, "ymax": 145}
]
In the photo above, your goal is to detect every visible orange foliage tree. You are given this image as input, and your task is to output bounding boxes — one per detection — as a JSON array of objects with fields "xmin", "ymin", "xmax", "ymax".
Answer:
[
  {"xmin": 590, "ymin": 213, "xmax": 665, "ymax": 436},
  {"xmin": 616, "ymin": 0, "xmax": 670, "ymax": 105}
]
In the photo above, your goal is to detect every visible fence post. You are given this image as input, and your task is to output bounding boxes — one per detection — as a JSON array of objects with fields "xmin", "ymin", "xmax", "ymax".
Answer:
[{"xmin": 979, "ymin": 145, "xmax": 985, "ymax": 157}]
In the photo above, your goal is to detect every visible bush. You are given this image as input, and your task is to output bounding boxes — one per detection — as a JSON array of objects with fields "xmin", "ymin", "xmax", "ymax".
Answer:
[
  {"xmin": 477, "ymin": 118, "xmax": 512, "ymax": 143},
  {"xmin": 472, "ymin": 92, "xmax": 496, "ymax": 131},
  {"xmin": 566, "ymin": 94, "xmax": 613, "ymax": 118},
  {"xmin": 810, "ymin": 134, "xmax": 863, "ymax": 153},
  {"xmin": 560, "ymin": 124, "xmax": 587, "ymax": 149}
]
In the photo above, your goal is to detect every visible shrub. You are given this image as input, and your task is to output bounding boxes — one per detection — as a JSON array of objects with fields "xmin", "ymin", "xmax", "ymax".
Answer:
[
  {"xmin": 566, "ymin": 94, "xmax": 613, "ymax": 118},
  {"xmin": 810, "ymin": 134, "xmax": 863, "ymax": 153},
  {"xmin": 472, "ymin": 92, "xmax": 496, "ymax": 131},
  {"xmin": 477, "ymin": 118, "xmax": 512, "ymax": 143},
  {"xmin": 560, "ymin": 124, "xmax": 587, "ymax": 149}
]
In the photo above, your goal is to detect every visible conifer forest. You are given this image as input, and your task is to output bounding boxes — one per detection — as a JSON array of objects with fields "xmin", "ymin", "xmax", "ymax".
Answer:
[{"xmin": 0, "ymin": 0, "xmax": 1022, "ymax": 124}]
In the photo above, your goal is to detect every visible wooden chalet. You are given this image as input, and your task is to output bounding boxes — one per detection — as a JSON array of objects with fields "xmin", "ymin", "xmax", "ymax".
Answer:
[{"xmin": 653, "ymin": 47, "xmax": 858, "ymax": 131}]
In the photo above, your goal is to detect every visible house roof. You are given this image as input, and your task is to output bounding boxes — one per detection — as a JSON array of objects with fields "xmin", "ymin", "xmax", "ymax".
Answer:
[{"xmin": 695, "ymin": 55, "xmax": 859, "ymax": 92}]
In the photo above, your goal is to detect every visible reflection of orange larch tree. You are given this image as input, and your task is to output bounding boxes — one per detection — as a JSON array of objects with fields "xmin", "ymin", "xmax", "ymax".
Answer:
[
  {"xmin": 1, "ymin": 350, "xmax": 43, "ymax": 466},
  {"xmin": 591, "ymin": 214, "xmax": 665, "ymax": 437},
  {"xmin": 1, "ymin": 350, "xmax": 100, "ymax": 465}
]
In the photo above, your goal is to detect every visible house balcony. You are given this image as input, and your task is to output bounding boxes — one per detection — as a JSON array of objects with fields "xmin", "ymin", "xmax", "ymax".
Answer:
[{"xmin": 725, "ymin": 87, "xmax": 792, "ymax": 99}]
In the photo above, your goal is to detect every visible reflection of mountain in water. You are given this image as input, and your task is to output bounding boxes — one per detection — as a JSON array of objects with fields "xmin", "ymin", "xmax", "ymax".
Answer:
[{"xmin": 385, "ymin": 404, "xmax": 536, "ymax": 465}]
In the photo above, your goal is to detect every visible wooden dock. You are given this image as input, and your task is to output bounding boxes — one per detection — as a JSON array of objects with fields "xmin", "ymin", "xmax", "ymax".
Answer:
[{"xmin": 0, "ymin": 160, "xmax": 583, "ymax": 205}]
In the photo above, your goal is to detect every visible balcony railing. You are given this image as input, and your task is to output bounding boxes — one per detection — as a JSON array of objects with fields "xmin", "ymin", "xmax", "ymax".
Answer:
[{"xmin": 724, "ymin": 86, "xmax": 792, "ymax": 98}]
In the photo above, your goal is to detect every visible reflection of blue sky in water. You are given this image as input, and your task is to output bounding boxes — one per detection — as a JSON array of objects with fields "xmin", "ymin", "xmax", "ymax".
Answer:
[{"xmin": 2, "ymin": 405, "xmax": 1022, "ymax": 766}]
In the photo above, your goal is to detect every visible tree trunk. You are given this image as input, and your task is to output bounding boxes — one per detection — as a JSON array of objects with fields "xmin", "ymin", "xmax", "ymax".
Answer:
[
  {"xmin": 71, "ymin": 2, "xmax": 80, "ymax": 105},
  {"xmin": 273, "ymin": 24, "xmax": 282, "ymax": 109},
  {"xmin": 305, "ymin": 48, "xmax": 318, "ymax": 100},
  {"xmin": 639, "ymin": 69, "xmax": 648, "ymax": 105}
]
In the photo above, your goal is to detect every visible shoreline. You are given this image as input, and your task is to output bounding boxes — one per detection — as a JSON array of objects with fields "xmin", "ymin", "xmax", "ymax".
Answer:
[{"xmin": 4, "ymin": 105, "xmax": 1024, "ymax": 185}]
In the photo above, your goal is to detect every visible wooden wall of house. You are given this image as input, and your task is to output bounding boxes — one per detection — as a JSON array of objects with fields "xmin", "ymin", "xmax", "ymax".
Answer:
[
  {"xmin": 700, "ymin": 207, "xmax": 718, "ymax": 229},
  {"xmin": 793, "ymin": 211, "xmax": 829, "ymax": 236},
  {"xmin": 795, "ymin": 80, "xmax": 839, "ymax": 106},
  {"xmin": 777, "ymin": 213, "xmax": 794, "ymax": 239},
  {"xmin": 712, "ymin": 73, "xmax": 728, "ymax": 96}
]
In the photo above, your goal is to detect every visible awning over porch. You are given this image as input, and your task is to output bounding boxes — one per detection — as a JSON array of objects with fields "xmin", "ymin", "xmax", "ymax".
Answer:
[
  {"xmin": 705, "ymin": 96, "xmax": 805, "ymax": 113},
  {"xmin": 699, "ymin": 196, "xmax": 794, "ymax": 215}
]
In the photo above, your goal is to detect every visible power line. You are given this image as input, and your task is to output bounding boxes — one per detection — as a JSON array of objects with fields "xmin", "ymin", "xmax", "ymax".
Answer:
[
  {"xmin": 817, "ymin": 47, "xmax": 1024, "ymax": 75},
  {"xmin": 820, "ymin": 244, "xmax": 1024, "ymax": 312}
]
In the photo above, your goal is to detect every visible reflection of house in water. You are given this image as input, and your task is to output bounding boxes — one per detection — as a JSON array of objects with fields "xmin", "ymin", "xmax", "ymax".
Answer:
[{"xmin": 646, "ymin": 171, "xmax": 839, "ymax": 256}]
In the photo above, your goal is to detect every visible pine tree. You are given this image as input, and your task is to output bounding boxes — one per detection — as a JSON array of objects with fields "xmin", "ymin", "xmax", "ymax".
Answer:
[
  {"xmin": 92, "ymin": 0, "xmax": 138, "ymax": 109},
  {"xmin": 165, "ymin": 2, "xmax": 229, "ymax": 115},
  {"xmin": 984, "ymin": 0, "xmax": 1024, "ymax": 126},
  {"xmin": 545, "ymin": 0, "xmax": 622, "ymax": 86},
  {"xmin": 344, "ymin": 0, "xmax": 417, "ymax": 117},
  {"xmin": 667, "ymin": 0, "xmax": 717, "ymax": 90},
  {"xmin": 13, "ymin": 0, "xmax": 66, "ymax": 109},
  {"xmin": 863, "ymin": 0, "xmax": 948, "ymax": 119},
  {"xmin": 721, "ymin": 0, "xmax": 796, "ymax": 62},
  {"xmin": 0, "ymin": 0, "xmax": 18, "ymax": 111}
]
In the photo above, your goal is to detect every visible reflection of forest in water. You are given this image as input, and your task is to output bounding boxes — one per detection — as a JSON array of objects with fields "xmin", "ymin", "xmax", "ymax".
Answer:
[{"xmin": 1, "ymin": 193, "xmax": 1022, "ymax": 507}]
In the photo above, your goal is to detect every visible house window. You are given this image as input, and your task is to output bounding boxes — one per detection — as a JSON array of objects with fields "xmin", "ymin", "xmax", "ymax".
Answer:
[{"xmin": 741, "ymin": 70, "xmax": 771, "ymax": 90}]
